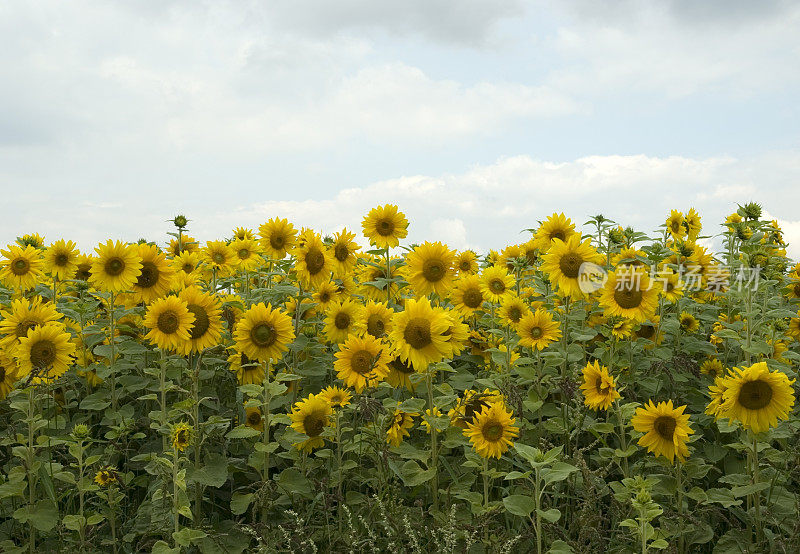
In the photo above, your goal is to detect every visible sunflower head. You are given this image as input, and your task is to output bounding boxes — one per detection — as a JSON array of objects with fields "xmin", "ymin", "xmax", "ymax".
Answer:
[
  {"xmin": 463, "ymin": 402, "xmax": 519, "ymax": 459},
  {"xmin": 171, "ymin": 422, "xmax": 193, "ymax": 452},
  {"xmin": 94, "ymin": 467, "xmax": 118, "ymax": 487},
  {"xmin": 718, "ymin": 362, "xmax": 795, "ymax": 434},
  {"xmin": 579, "ymin": 360, "xmax": 621, "ymax": 410},
  {"xmin": 631, "ymin": 400, "xmax": 693, "ymax": 463},
  {"xmin": 290, "ymin": 393, "xmax": 333, "ymax": 452},
  {"xmin": 361, "ymin": 204, "xmax": 409, "ymax": 249}
]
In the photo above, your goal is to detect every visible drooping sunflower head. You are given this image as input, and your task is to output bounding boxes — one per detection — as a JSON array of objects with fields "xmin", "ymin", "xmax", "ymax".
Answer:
[
  {"xmin": 15, "ymin": 322, "xmax": 75, "ymax": 384},
  {"xmin": 334, "ymin": 334, "xmax": 390, "ymax": 392},
  {"xmin": 171, "ymin": 422, "xmax": 193, "ymax": 452},
  {"xmin": 463, "ymin": 402, "xmax": 519, "ymax": 459},
  {"xmin": 43, "ymin": 239, "xmax": 79, "ymax": 281},
  {"xmin": 143, "ymin": 295, "xmax": 195, "ymax": 352},
  {"xmin": 75, "ymin": 254, "xmax": 94, "ymax": 282},
  {"xmin": 244, "ymin": 406, "xmax": 264, "ymax": 431},
  {"xmin": 386, "ymin": 405, "xmax": 418, "ymax": 447},
  {"xmin": 1, "ymin": 244, "xmax": 45, "ymax": 290},
  {"xmin": 579, "ymin": 360, "xmax": 621, "ymax": 411},
  {"xmin": 404, "ymin": 241, "xmax": 456, "ymax": 297},
  {"xmin": 233, "ymin": 302, "xmax": 295, "ymax": 362},
  {"xmin": 533, "ymin": 213, "xmax": 576, "ymax": 252},
  {"xmin": 385, "ymin": 355, "xmax": 417, "ymax": 391},
  {"xmin": 540, "ymin": 233, "xmax": 603, "ymax": 300},
  {"xmin": 705, "ymin": 377, "xmax": 729, "ymax": 418},
  {"xmin": 290, "ymin": 393, "xmax": 333, "ymax": 453},
  {"xmin": 89, "ymin": 240, "xmax": 143, "ymax": 293},
  {"xmin": 718, "ymin": 362, "xmax": 795, "ymax": 434},
  {"xmin": 361, "ymin": 204, "xmax": 409, "ymax": 249},
  {"xmin": 631, "ymin": 400, "xmax": 693, "ymax": 464},
  {"xmin": 228, "ymin": 350, "xmax": 267, "ymax": 385}
]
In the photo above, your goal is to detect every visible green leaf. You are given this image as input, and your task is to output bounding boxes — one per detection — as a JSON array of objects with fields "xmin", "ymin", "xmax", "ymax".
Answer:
[
  {"xmin": 503, "ymin": 494, "xmax": 536, "ymax": 517},
  {"xmin": 80, "ymin": 392, "xmax": 111, "ymax": 411},
  {"xmin": 13, "ymin": 499, "xmax": 59, "ymax": 531},
  {"xmin": 151, "ymin": 539, "xmax": 182, "ymax": 554},
  {"xmin": 231, "ymin": 492, "xmax": 254, "ymax": 515},
  {"xmin": 62, "ymin": 514, "xmax": 86, "ymax": 531},
  {"xmin": 173, "ymin": 528, "xmax": 207, "ymax": 546},
  {"xmin": 537, "ymin": 508, "xmax": 561, "ymax": 523},
  {"xmin": 547, "ymin": 540, "xmax": 574, "ymax": 553},
  {"xmin": 226, "ymin": 426, "xmax": 261, "ymax": 439},
  {"xmin": 189, "ymin": 453, "xmax": 228, "ymax": 488},
  {"xmin": 731, "ymin": 482, "xmax": 770, "ymax": 497},
  {"xmin": 541, "ymin": 462, "xmax": 578, "ymax": 485}
]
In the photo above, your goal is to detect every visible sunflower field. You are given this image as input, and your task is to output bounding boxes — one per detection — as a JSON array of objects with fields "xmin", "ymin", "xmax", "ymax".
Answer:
[{"xmin": 0, "ymin": 203, "xmax": 798, "ymax": 553}]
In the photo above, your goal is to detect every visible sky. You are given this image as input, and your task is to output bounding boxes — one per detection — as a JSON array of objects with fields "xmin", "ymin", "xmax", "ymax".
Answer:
[{"xmin": 1, "ymin": 0, "xmax": 799, "ymax": 258}]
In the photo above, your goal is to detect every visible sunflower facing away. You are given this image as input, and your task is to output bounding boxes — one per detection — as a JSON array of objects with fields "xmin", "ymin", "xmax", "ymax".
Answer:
[
  {"xmin": 15, "ymin": 322, "xmax": 75, "ymax": 384},
  {"xmin": 290, "ymin": 393, "xmax": 333, "ymax": 453},
  {"xmin": 516, "ymin": 309, "xmax": 561, "ymax": 350},
  {"xmin": 599, "ymin": 267, "xmax": 660, "ymax": 323},
  {"xmin": 177, "ymin": 286, "xmax": 223, "ymax": 354},
  {"xmin": 334, "ymin": 334, "xmax": 390, "ymax": 392},
  {"xmin": 324, "ymin": 299, "xmax": 366, "ymax": 343},
  {"xmin": 43, "ymin": 239, "xmax": 79, "ymax": 281},
  {"xmin": 631, "ymin": 400, "xmax": 693, "ymax": 463},
  {"xmin": 1, "ymin": 244, "xmax": 45, "ymax": 290},
  {"xmin": 533, "ymin": 212, "xmax": 576, "ymax": 252},
  {"xmin": 463, "ymin": 402, "xmax": 519, "ymax": 459},
  {"xmin": 386, "ymin": 405, "xmax": 417, "ymax": 447},
  {"xmin": 540, "ymin": 234, "xmax": 603, "ymax": 300},
  {"xmin": 717, "ymin": 362, "xmax": 795, "ymax": 434},
  {"xmin": 389, "ymin": 297, "xmax": 451, "ymax": 371},
  {"xmin": 143, "ymin": 296, "xmax": 195, "ymax": 352},
  {"xmin": 404, "ymin": 241, "xmax": 456, "ymax": 297},
  {"xmin": 172, "ymin": 422, "xmax": 192, "ymax": 452},
  {"xmin": 362, "ymin": 204, "xmax": 409, "ymax": 249},
  {"xmin": 580, "ymin": 361, "xmax": 621, "ymax": 410},
  {"xmin": 705, "ymin": 377, "xmax": 729, "ymax": 418},
  {"xmin": 90, "ymin": 240, "xmax": 143, "ymax": 293},
  {"xmin": 132, "ymin": 243, "xmax": 175, "ymax": 304},
  {"xmin": 234, "ymin": 303, "xmax": 295, "ymax": 363}
]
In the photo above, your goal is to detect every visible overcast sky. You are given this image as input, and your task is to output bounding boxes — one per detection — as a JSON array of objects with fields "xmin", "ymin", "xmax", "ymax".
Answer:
[{"xmin": 1, "ymin": 1, "xmax": 799, "ymax": 258}]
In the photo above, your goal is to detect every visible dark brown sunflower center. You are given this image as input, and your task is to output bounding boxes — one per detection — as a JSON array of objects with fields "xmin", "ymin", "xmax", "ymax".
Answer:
[
  {"xmin": 350, "ymin": 350, "xmax": 373, "ymax": 375},
  {"xmin": 738, "ymin": 380, "xmax": 773, "ymax": 410},
  {"xmin": 404, "ymin": 318, "xmax": 432, "ymax": 349},
  {"xmin": 176, "ymin": 430, "xmax": 188, "ymax": 445},
  {"xmin": 551, "ymin": 231, "xmax": 566, "ymax": 242},
  {"xmin": 637, "ymin": 325, "xmax": 655, "ymax": 339},
  {"xmin": 55, "ymin": 253, "xmax": 69, "ymax": 266},
  {"xmin": 136, "ymin": 261, "xmax": 159, "ymax": 289},
  {"xmin": 319, "ymin": 291, "xmax": 331, "ymax": 303},
  {"xmin": 250, "ymin": 322, "xmax": 276, "ymax": 348},
  {"xmin": 334, "ymin": 312, "xmax": 351, "ymax": 330},
  {"xmin": 305, "ymin": 249, "xmax": 325, "ymax": 274},
  {"xmin": 270, "ymin": 234, "xmax": 285, "ymax": 250},
  {"xmin": 16, "ymin": 319, "xmax": 39, "ymax": 338},
  {"xmin": 76, "ymin": 264, "xmax": 91, "ymax": 280},
  {"xmin": 182, "ymin": 263, "xmax": 194, "ymax": 273},
  {"xmin": 104, "ymin": 257, "xmax": 125, "ymax": 276},
  {"xmin": 459, "ymin": 260, "xmax": 472, "ymax": 271},
  {"xmin": 238, "ymin": 248, "xmax": 250, "ymax": 260},
  {"xmin": 508, "ymin": 306, "xmax": 522, "ymax": 322},
  {"xmin": 794, "ymin": 283, "xmax": 800, "ymax": 296},
  {"xmin": 12, "ymin": 258, "xmax": 30, "ymax": 276},
  {"xmin": 30, "ymin": 339, "xmax": 56, "ymax": 369},
  {"xmin": 187, "ymin": 304, "xmax": 210, "ymax": 339},
  {"xmin": 489, "ymin": 278, "xmax": 505, "ymax": 294},
  {"xmin": 334, "ymin": 243, "xmax": 349, "ymax": 262},
  {"xmin": 377, "ymin": 219, "xmax": 394, "ymax": 236},
  {"xmin": 247, "ymin": 410, "xmax": 262, "ymax": 426},
  {"xmin": 483, "ymin": 422, "xmax": 503, "ymax": 441},
  {"xmin": 212, "ymin": 252, "xmax": 225, "ymax": 264},
  {"xmin": 654, "ymin": 416, "xmax": 676, "ymax": 440},
  {"xmin": 367, "ymin": 314, "xmax": 386, "ymax": 338},
  {"xmin": 0, "ymin": 367, "xmax": 6, "ymax": 381},
  {"xmin": 390, "ymin": 357, "xmax": 415, "ymax": 374},
  {"xmin": 558, "ymin": 253, "xmax": 583, "ymax": 279},
  {"xmin": 304, "ymin": 414, "xmax": 325, "ymax": 437},
  {"xmin": 463, "ymin": 288, "xmax": 483, "ymax": 309},
  {"xmin": 671, "ymin": 221, "xmax": 681, "ymax": 232},
  {"xmin": 157, "ymin": 311, "xmax": 180, "ymax": 334},
  {"xmin": 614, "ymin": 287, "xmax": 643, "ymax": 309},
  {"xmin": 422, "ymin": 259, "xmax": 446, "ymax": 282},
  {"xmin": 530, "ymin": 325, "xmax": 544, "ymax": 339}
]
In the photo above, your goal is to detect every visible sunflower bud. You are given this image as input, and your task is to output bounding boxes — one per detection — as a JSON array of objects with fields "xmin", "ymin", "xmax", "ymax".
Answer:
[
  {"xmin": 172, "ymin": 214, "xmax": 189, "ymax": 229},
  {"xmin": 72, "ymin": 423, "xmax": 90, "ymax": 439},
  {"xmin": 740, "ymin": 202, "xmax": 762, "ymax": 221}
]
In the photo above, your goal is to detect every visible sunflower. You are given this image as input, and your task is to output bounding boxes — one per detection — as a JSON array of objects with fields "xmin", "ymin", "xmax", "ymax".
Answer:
[
  {"xmin": 454, "ymin": 250, "xmax": 479, "ymax": 275},
  {"xmin": 463, "ymin": 402, "xmax": 519, "ymax": 459},
  {"xmin": 580, "ymin": 361, "xmax": 621, "ymax": 410},
  {"xmin": 312, "ymin": 281, "xmax": 339, "ymax": 310},
  {"xmin": 245, "ymin": 406, "xmax": 264, "ymax": 432},
  {"xmin": 631, "ymin": 400, "xmax": 693, "ymax": 463},
  {"xmin": 94, "ymin": 467, "xmax": 118, "ymax": 487},
  {"xmin": 404, "ymin": 241, "xmax": 456, "ymax": 297},
  {"xmin": 334, "ymin": 334, "xmax": 390, "ymax": 392},
  {"xmin": 386, "ymin": 404, "xmax": 417, "ymax": 447},
  {"xmin": 451, "ymin": 275, "xmax": 485, "ymax": 317},
  {"xmin": 610, "ymin": 318, "xmax": 633, "ymax": 340},
  {"xmin": 441, "ymin": 310, "xmax": 469, "ymax": 358},
  {"xmin": 233, "ymin": 227, "xmax": 255, "ymax": 241},
  {"xmin": 177, "ymin": 286, "xmax": 223, "ymax": 354},
  {"xmin": 43, "ymin": 239, "xmax": 79, "ymax": 281},
  {"xmin": 599, "ymin": 268, "xmax": 659, "ymax": 323},
  {"xmin": 385, "ymin": 356, "xmax": 417, "ymax": 391},
  {"xmin": 171, "ymin": 251, "xmax": 202, "ymax": 276},
  {"xmin": 230, "ymin": 238, "xmax": 264, "ymax": 272},
  {"xmin": 679, "ymin": 312, "xmax": 699, "ymax": 333},
  {"xmin": 362, "ymin": 204, "xmax": 409, "ymax": 249},
  {"xmin": 323, "ymin": 299, "xmax": 365, "ymax": 343},
  {"xmin": 17, "ymin": 233, "xmax": 45, "ymax": 248},
  {"xmin": 541, "ymin": 234, "xmax": 603, "ymax": 300},
  {"xmin": 498, "ymin": 295, "xmax": 529, "ymax": 326},
  {"xmin": 665, "ymin": 210, "xmax": 686, "ymax": 239},
  {"xmin": 201, "ymin": 241, "xmax": 236, "ymax": 277},
  {"xmin": 131, "ymin": 243, "xmax": 175, "ymax": 303},
  {"xmin": 330, "ymin": 228, "xmax": 361, "ymax": 277},
  {"xmin": 448, "ymin": 389, "xmax": 504, "ymax": 429},
  {"xmin": 143, "ymin": 296, "xmax": 195, "ymax": 351},
  {"xmin": 480, "ymin": 266, "xmax": 515, "ymax": 304},
  {"xmin": 1, "ymin": 244, "xmax": 45, "ymax": 290},
  {"xmin": 290, "ymin": 393, "xmax": 333, "ymax": 453},
  {"xmin": 705, "ymin": 377, "xmax": 729, "ymax": 418},
  {"xmin": 89, "ymin": 240, "xmax": 143, "ymax": 293},
  {"xmin": 611, "ymin": 247, "xmax": 647, "ymax": 269},
  {"xmin": 498, "ymin": 244, "xmax": 524, "ymax": 272},
  {"xmin": 14, "ymin": 323, "xmax": 75, "ymax": 384},
  {"xmin": 718, "ymin": 362, "xmax": 795, "ymax": 434},
  {"xmin": 292, "ymin": 233, "xmax": 334, "ymax": 290},
  {"xmin": 0, "ymin": 297, "xmax": 62, "ymax": 351},
  {"xmin": 389, "ymin": 297, "xmax": 451, "ymax": 371},
  {"xmin": 533, "ymin": 213, "xmax": 576, "ymax": 252},
  {"xmin": 699, "ymin": 358, "xmax": 725, "ymax": 378},
  {"xmin": 228, "ymin": 351, "xmax": 267, "ymax": 385},
  {"xmin": 234, "ymin": 303, "xmax": 295, "ymax": 362},
  {"xmin": 515, "ymin": 309, "xmax": 561, "ymax": 350},
  {"xmin": 0, "ymin": 352, "xmax": 20, "ymax": 400},
  {"xmin": 362, "ymin": 301, "xmax": 393, "ymax": 339},
  {"xmin": 787, "ymin": 312, "xmax": 800, "ymax": 341},
  {"xmin": 172, "ymin": 422, "xmax": 192, "ymax": 452},
  {"xmin": 168, "ymin": 235, "xmax": 199, "ymax": 256},
  {"xmin": 319, "ymin": 385, "xmax": 352, "ymax": 408},
  {"xmin": 684, "ymin": 207, "xmax": 702, "ymax": 240},
  {"xmin": 74, "ymin": 254, "xmax": 93, "ymax": 281}
]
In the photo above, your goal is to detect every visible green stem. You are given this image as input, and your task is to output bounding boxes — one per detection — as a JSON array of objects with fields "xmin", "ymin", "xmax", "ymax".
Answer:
[
  {"xmin": 676, "ymin": 463, "xmax": 684, "ymax": 554},
  {"xmin": 426, "ymin": 370, "xmax": 439, "ymax": 512},
  {"xmin": 752, "ymin": 433, "xmax": 762, "ymax": 543},
  {"xmin": 109, "ymin": 292, "xmax": 117, "ymax": 412},
  {"xmin": 26, "ymin": 389, "xmax": 36, "ymax": 554},
  {"xmin": 614, "ymin": 399, "xmax": 628, "ymax": 478},
  {"xmin": 172, "ymin": 447, "xmax": 180, "ymax": 547},
  {"xmin": 534, "ymin": 470, "xmax": 542, "ymax": 554},
  {"xmin": 192, "ymin": 352, "xmax": 202, "ymax": 522}
]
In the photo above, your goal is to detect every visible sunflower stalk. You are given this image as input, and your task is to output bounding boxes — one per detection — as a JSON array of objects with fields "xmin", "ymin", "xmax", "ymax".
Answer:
[
  {"xmin": 108, "ymin": 291, "xmax": 118, "ymax": 412},
  {"xmin": 751, "ymin": 432, "xmax": 763, "ymax": 543},
  {"xmin": 25, "ymin": 387, "xmax": 37, "ymax": 554},
  {"xmin": 426, "ymin": 369, "xmax": 439, "ymax": 512},
  {"xmin": 261, "ymin": 359, "xmax": 272, "ymax": 523},
  {"xmin": 191, "ymin": 351, "xmax": 203, "ymax": 522}
]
